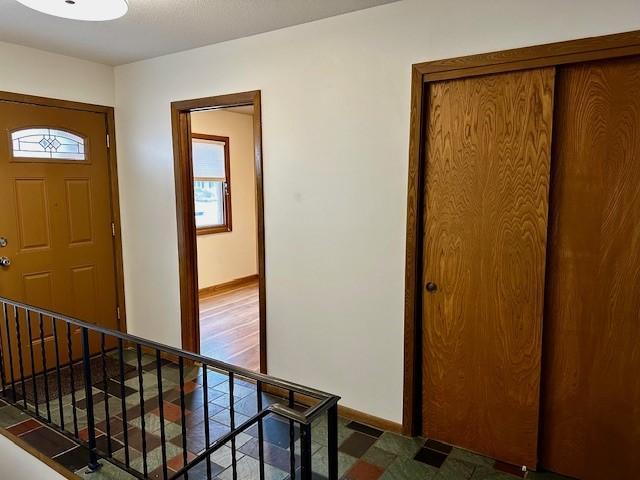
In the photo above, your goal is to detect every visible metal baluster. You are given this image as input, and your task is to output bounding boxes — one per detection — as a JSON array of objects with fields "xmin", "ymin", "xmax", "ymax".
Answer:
[
  {"xmin": 14, "ymin": 306, "xmax": 27, "ymax": 408},
  {"xmin": 327, "ymin": 404, "xmax": 338, "ymax": 480},
  {"xmin": 100, "ymin": 333, "xmax": 112, "ymax": 457},
  {"xmin": 26, "ymin": 311, "xmax": 39, "ymax": 416},
  {"xmin": 38, "ymin": 314, "xmax": 51, "ymax": 422},
  {"xmin": 136, "ymin": 344, "xmax": 148, "ymax": 478},
  {"xmin": 288, "ymin": 390, "xmax": 296, "ymax": 479},
  {"xmin": 81, "ymin": 327, "xmax": 101, "ymax": 472},
  {"xmin": 118, "ymin": 339, "xmax": 130, "ymax": 468},
  {"xmin": 52, "ymin": 318, "xmax": 64, "ymax": 430},
  {"xmin": 66, "ymin": 322, "xmax": 79, "ymax": 436},
  {"xmin": 2, "ymin": 303, "xmax": 16, "ymax": 403},
  {"xmin": 202, "ymin": 365, "xmax": 212, "ymax": 480},
  {"xmin": 300, "ymin": 423, "xmax": 312, "ymax": 480},
  {"xmin": 229, "ymin": 372, "xmax": 237, "ymax": 480},
  {"xmin": 156, "ymin": 350, "xmax": 168, "ymax": 480},
  {"xmin": 0, "ymin": 302, "xmax": 7, "ymax": 397},
  {"xmin": 256, "ymin": 381, "xmax": 265, "ymax": 480},
  {"xmin": 178, "ymin": 357, "xmax": 189, "ymax": 480}
]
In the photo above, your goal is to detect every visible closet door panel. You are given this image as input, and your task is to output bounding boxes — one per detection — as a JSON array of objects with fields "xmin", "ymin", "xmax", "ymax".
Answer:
[
  {"xmin": 421, "ymin": 67, "xmax": 554, "ymax": 468},
  {"xmin": 542, "ymin": 56, "xmax": 640, "ymax": 480}
]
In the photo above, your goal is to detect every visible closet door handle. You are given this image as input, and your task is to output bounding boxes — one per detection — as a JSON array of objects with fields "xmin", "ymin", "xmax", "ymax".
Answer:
[{"xmin": 425, "ymin": 282, "xmax": 438, "ymax": 293}]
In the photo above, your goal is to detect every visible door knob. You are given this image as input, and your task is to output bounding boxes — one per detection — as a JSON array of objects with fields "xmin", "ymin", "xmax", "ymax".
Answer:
[
  {"xmin": 425, "ymin": 282, "xmax": 438, "ymax": 293},
  {"xmin": 0, "ymin": 256, "xmax": 10, "ymax": 267}
]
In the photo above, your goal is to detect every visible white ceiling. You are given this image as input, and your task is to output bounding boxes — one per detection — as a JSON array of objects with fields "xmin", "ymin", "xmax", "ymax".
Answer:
[{"xmin": 0, "ymin": 0, "xmax": 399, "ymax": 65}]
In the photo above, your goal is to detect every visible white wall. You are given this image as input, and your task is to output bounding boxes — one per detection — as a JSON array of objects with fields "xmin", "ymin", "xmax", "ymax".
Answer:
[
  {"xmin": 0, "ymin": 41, "xmax": 114, "ymax": 106},
  {"xmin": 0, "ymin": 434, "xmax": 67, "ymax": 480},
  {"xmin": 114, "ymin": 0, "xmax": 640, "ymax": 422},
  {"xmin": 192, "ymin": 109, "xmax": 258, "ymax": 288}
]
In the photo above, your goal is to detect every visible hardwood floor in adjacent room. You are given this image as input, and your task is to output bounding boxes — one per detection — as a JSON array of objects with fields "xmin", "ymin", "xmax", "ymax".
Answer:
[{"xmin": 199, "ymin": 279, "xmax": 260, "ymax": 371}]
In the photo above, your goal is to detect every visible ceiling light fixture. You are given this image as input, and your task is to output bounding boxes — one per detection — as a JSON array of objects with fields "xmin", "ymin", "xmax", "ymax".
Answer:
[{"xmin": 15, "ymin": 0, "xmax": 128, "ymax": 21}]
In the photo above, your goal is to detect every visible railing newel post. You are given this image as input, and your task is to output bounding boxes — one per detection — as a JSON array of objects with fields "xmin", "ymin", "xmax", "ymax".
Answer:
[{"xmin": 300, "ymin": 422, "xmax": 313, "ymax": 480}]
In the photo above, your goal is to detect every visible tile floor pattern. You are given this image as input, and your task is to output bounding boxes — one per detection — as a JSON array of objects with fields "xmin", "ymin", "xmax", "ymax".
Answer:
[{"xmin": 0, "ymin": 350, "xmax": 570, "ymax": 480}]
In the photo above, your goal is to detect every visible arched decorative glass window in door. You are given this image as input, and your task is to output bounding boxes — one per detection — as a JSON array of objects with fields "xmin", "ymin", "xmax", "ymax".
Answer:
[{"xmin": 11, "ymin": 127, "xmax": 86, "ymax": 161}]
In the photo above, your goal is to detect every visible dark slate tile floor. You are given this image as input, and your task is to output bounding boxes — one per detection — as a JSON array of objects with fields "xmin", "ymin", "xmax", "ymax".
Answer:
[{"xmin": 0, "ymin": 350, "xmax": 572, "ymax": 480}]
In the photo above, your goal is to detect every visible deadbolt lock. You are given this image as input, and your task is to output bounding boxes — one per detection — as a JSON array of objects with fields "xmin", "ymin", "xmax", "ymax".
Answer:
[{"xmin": 0, "ymin": 237, "xmax": 6, "ymax": 248}]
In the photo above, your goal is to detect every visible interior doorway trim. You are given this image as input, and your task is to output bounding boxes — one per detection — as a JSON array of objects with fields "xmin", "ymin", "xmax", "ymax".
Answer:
[
  {"xmin": 171, "ymin": 90, "xmax": 267, "ymax": 373},
  {"xmin": 0, "ymin": 90, "xmax": 127, "ymax": 332},
  {"xmin": 402, "ymin": 30, "xmax": 640, "ymax": 436}
]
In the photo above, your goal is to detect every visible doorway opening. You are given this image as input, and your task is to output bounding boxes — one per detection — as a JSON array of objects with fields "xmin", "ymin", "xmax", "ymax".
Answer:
[{"xmin": 171, "ymin": 91, "xmax": 266, "ymax": 373}]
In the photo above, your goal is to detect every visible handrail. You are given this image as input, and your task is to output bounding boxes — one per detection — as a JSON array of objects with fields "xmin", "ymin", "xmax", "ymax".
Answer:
[{"xmin": 0, "ymin": 296, "xmax": 335, "ymax": 402}]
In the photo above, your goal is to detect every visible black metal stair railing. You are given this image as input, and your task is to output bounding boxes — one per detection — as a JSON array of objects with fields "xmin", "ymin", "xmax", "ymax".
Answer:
[{"xmin": 0, "ymin": 296, "xmax": 340, "ymax": 480}]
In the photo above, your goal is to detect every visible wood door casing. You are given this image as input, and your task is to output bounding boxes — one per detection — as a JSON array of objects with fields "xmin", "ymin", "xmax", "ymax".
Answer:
[
  {"xmin": 541, "ymin": 57, "xmax": 640, "ymax": 479},
  {"xmin": 421, "ymin": 68, "xmax": 554, "ymax": 467},
  {"xmin": 0, "ymin": 101, "xmax": 119, "ymax": 377}
]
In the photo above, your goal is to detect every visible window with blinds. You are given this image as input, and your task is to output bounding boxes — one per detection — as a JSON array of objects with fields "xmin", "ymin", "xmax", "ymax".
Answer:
[{"xmin": 191, "ymin": 134, "xmax": 231, "ymax": 234}]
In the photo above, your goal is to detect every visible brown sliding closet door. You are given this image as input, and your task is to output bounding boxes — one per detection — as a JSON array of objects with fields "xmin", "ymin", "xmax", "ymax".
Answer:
[
  {"xmin": 541, "ymin": 56, "xmax": 640, "ymax": 480},
  {"xmin": 421, "ymin": 68, "xmax": 554, "ymax": 467}
]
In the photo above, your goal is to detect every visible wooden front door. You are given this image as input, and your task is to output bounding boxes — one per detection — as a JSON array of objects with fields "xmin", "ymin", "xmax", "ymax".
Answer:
[
  {"xmin": 541, "ymin": 56, "xmax": 640, "ymax": 479},
  {"xmin": 0, "ymin": 99, "xmax": 119, "ymax": 377},
  {"xmin": 421, "ymin": 68, "xmax": 554, "ymax": 468}
]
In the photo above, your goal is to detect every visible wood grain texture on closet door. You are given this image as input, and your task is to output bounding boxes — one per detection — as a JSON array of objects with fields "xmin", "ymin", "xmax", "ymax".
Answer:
[
  {"xmin": 422, "ymin": 67, "xmax": 554, "ymax": 468},
  {"xmin": 541, "ymin": 56, "xmax": 640, "ymax": 480}
]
